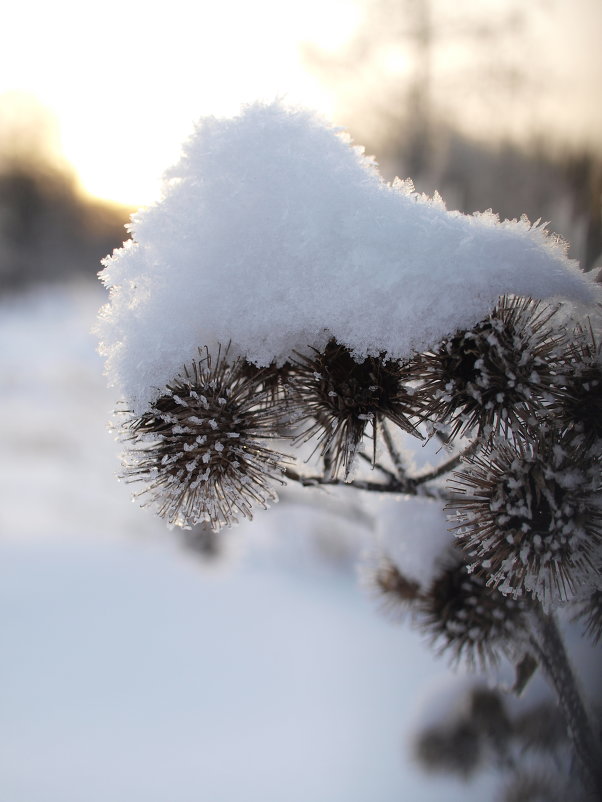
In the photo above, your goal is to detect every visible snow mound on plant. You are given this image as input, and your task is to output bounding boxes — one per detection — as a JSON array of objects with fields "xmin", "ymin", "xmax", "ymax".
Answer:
[
  {"xmin": 372, "ymin": 497, "xmax": 453, "ymax": 592},
  {"xmin": 97, "ymin": 100, "xmax": 599, "ymax": 414}
]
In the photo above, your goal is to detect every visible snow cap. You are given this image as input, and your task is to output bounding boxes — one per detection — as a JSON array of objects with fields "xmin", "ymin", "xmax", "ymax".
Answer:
[{"xmin": 97, "ymin": 100, "xmax": 599, "ymax": 413}]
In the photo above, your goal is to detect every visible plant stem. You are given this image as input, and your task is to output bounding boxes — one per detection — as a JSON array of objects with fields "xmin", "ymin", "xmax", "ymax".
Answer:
[
  {"xmin": 358, "ymin": 450, "xmax": 398, "ymax": 482},
  {"xmin": 282, "ymin": 466, "xmax": 450, "ymax": 501},
  {"xmin": 381, "ymin": 420, "xmax": 406, "ymax": 477},
  {"xmin": 528, "ymin": 603, "xmax": 602, "ymax": 797},
  {"xmin": 413, "ymin": 439, "xmax": 479, "ymax": 485}
]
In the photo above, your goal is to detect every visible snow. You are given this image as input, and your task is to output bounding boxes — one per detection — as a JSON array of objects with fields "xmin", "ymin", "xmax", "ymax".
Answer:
[
  {"xmin": 369, "ymin": 496, "xmax": 453, "ymax": 592},
  {"xmin": 96, "ymin": 100, "xmax": 599, "ymax": 415}
]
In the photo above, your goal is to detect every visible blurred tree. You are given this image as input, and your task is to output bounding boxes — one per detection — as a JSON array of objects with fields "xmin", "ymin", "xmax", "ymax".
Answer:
[
  {"xmin": 303, "ymin": 0, "xmax": 602, "ymax": 270},
  {"xmin": 0, "ymin": 92, "xmax": 131, "ymax": 291}
]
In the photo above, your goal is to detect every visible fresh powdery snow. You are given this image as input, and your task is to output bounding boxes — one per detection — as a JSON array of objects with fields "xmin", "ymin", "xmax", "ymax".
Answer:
[{"xmin": 97, "ymin": 100, "xmax": 599, "ymax": 414}]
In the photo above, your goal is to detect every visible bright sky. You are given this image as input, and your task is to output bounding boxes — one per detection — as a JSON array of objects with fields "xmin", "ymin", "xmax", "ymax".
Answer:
[
  {"xmin": 1, "ymin": 0, "xmax": 600, "ymax": 207},
  {"xmin": 1, "ymin": 0, "xmax": 359, "ymax": 206}
]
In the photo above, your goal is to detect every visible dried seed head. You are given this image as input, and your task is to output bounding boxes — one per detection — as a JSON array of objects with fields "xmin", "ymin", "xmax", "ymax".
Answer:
[
  {"xmin": 449, "ymin": 436, "xmax": 602, "ymax": 604},
  {"xmin": 550, "ymin": 320, "xmax": 602, "ymax": 450},
  {"xmin": 414, "ymin": 295, "xmax": 566, "ymax": 442},
  {"xmin": 418, "ymin": 552, "xmax": 528, "ymax": 668},
  {"xmin": 414, "ymin": 719, "xmax": 483, "ymax": 778},
  {"xmin": 363, "ymin": 555, "xmax": 423, "ymax": 620},
  {"xmin": 467, "ymin": 686, "xmax": 512, "ymax": 744},
  {"xmin": 121, "ymin": 348, "xmax": 289, "ymax": 530},
  {"xmin": 289, "ymin": 339, "xmax": 422, "ymax": 478}
]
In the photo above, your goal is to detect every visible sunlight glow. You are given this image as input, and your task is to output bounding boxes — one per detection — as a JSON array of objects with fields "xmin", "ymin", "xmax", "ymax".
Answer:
[{"xmin": 1, "ymin": 0, "xmax": 359, "ymax": 206}]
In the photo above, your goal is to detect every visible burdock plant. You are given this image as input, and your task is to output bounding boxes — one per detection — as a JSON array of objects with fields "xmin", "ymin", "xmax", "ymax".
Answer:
[
  {"xmin": 417, "ymin": 554, "xmax": 530, "ymax": 669},
  {"xmin": 413, "ymin": 296, "xmax": 567, "ymax": 442},
  {"xmin": 122, "ymin": 348, "xmax": 289, "ymax": 530},
  {"xmin": 550, "ymin": 319, "xmax": 602, "ymax": 450},
  {"xmin": 448, "ymin": 434, "xmax": 602, "ymax": 604},
  {"xmin": 117, "ymin": 311, "xmax": 602, "ymax": 798},
  {"xmin": 288, "ymin": 339, "xmax": 423, "ymax": 478},
  {"xmin": 97, "ymin": 103, "xmax": 602, "ymax": 802}
]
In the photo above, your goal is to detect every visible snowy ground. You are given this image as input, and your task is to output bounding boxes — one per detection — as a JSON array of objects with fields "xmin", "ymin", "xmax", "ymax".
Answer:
[{"xmin": 0, "ymin": 281, "xmax": 505, "ymax": 801}]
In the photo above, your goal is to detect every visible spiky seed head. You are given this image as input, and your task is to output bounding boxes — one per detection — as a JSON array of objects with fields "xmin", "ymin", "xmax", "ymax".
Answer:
[
  {"xmin": 448, "ymin": 435, "xmax": 602, "ymax": 604},
  {"xmin": 289, "ymin": 339, "xmax": 423, "ymax": 478},
  {"xmin": 414, "ymin": 720, "xmax": 482, "ymax": 778},
  {"xmin": 121, "ymin": 348, "xmax": 289, "ymax": 530},
  {"xmin": 414, "ymin": 295, "xmax": 566, "ymax": 442},
  {"xmin": 467, "ymin": 686, "xmax": 512, "ymax": 744},
  {"xmin": 550, "ymin": 320, "xmax": 602, "ymax": 451},
  {"xmin": 417, "ymin": 553, "xmax": 528, "ymax": 668},
  {"xmin": 363, "ymin": 555, "xmax": 423, "ymax": 620}
]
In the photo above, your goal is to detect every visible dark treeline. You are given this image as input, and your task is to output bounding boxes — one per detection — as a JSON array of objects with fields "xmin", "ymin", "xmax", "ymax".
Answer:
[
  {"xmin": 0, "ymin": 158, "xmax": 131, "ymax": 292},
  {"xmin": 304, "ymin": 0, "xmax": 602, "ymax": 274},
  {"xmin": 375, "ymin": 125, "xmax": 602, "ymax": 273}
]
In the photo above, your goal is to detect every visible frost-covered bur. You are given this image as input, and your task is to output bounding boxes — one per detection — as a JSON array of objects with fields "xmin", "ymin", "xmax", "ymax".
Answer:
[
  {"xmin": 370, "ymin": 547, "xmax": 530, "ymax": 669},
  {"xmin": 550, "ymin": 320, "xmax": 602, "ymax": 451},
  {"xmin": 289, "ymin": 339, "xmax": 422, "ymax": 478},
  {"xmin": 122, "ymin": 349, "xmax": 288, "ymax": 530},
  {"xmin": 418, "ymin": 552, "xmax": 529, "ymax": 668},
  {"xmin": 412, "ymin": 295, "xmax": 567, "ymax": 442},
  {"xmin": 364, "ymin": 500, "xmax": 528, "ymax": 667},
  {"xmin": 449, "ymin": 435, "xmax": 602, "ymax": 605}
]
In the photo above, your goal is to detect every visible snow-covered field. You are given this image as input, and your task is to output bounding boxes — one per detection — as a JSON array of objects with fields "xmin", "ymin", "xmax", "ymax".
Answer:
[{"xmin": 0, "ymin": 281, "xmax": 500, "ymax": 800}]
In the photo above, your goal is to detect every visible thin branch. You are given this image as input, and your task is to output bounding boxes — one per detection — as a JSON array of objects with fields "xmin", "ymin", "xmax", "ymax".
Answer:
[
  {"xmin": 381, "ymin": 420, "xmax": 406, "ymax": 477},
  {"xmin": 413, "ymin": 439, "xmax": 479, "ymax": 485},
  {"xmin": 282, "ymin": 466, "xmax": 451, "ymax": 502},
  {"xmin": 358, "ymin": 450, "xmax": 399, "ymax": 482}
]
